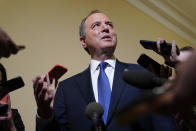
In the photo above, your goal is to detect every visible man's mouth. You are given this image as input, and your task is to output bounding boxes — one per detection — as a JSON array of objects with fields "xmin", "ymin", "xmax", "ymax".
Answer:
[{"xmin": 101, "ymin": 35, "xmax": 112, "ymax": 41}]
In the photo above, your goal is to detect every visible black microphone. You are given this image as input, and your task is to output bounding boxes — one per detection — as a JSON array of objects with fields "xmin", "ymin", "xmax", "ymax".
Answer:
[
  {"xmin": 85, "ymin": 102, "xmax": 104, "ymax": 131},
  {"xmin": 123, "ymin": 69, "xmax": 167, "ymax": 89}
]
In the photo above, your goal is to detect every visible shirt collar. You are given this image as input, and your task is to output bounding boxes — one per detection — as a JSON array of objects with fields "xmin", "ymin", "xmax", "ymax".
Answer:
[{"xmin": 90, "ymin": 59, "xmax": 116, "ymax": 73}]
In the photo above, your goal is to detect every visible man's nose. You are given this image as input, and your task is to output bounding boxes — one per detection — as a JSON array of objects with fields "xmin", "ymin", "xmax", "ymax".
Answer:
[{"xmin": 101, "ymin": 24, "xmax": 110, "ymax": 33}]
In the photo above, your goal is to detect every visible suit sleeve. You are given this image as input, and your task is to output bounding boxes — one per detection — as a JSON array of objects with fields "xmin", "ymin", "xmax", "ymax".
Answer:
[{"xmin": 53, "ymin": 82, "xmax": 69, "ymax": 131}]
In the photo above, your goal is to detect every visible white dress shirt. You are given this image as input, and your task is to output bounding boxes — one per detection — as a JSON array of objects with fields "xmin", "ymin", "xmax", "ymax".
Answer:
[{"xmin": 90, "ymin": 59, "xmax": 116, "ymax": 102}]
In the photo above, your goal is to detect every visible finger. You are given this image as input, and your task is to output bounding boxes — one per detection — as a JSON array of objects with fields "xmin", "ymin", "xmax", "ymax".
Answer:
[
  {"xmin": 37, "ymin": 85, "xmax": 48, "ymax": 105},
  {"xmin": 0, "ymin": 116, "xmax": 8, "ymax": 120},
  {"xmin": 51, "ymin": 78, "xmax": 56, "ymax": 89},
  {"xmin": 47, "ymin": 78, "xmax": 56, "ymax": 96},
  {"xmin": 32, "ymin": 76, "xmax": 41, "ymax": 94},
  {"xmin": 157, "ymin": 37, "xmax": 165, "ymax": 53},
  {"xmin": 46, "ymin": 73, "xmax": 51, "ymax": 85},
  {"xmin": 32, "ymin": 76, "xmax": 41, "ymax": 89},
  {"xmin": 157, "ymin": 38, "xmax": 161, "ymax": 53},
  {"xmin": 171, "ymin": 40, "xmax": 177, "ymax": 57},
  {"xmin": 7, "ymin": 95, "xmax": 11, "ymax": 111},
  {"xmin": 36, "ymin": 79, "xmax": 44, "ymax": 97},
  {"xmin": 168, "ymin": 67, "xmax": 172, "ymax": 77},
  {"xmin": 34, "ymin": 78, "xmax": 44, "ymax": 101},
  {"xmin": 47, "ymin": 94, "xmax": 53, "ymax": 108}
]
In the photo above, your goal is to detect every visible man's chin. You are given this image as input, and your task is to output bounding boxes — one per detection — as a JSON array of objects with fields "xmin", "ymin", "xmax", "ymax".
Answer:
[{"xmin": 101, "ymin": 41, "xmax": 116, "ymax": 47}]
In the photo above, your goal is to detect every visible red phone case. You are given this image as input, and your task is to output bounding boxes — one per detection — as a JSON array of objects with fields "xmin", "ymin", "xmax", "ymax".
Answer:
[
  {"xmin": 1, "ymin": 95, "xmax": 8, "ymax": 103},
  {"xmin": 47, "ymin": 64, "xmax": 67, "ymax": 83}
]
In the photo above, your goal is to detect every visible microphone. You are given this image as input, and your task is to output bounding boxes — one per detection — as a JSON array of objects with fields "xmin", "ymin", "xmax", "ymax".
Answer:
[
  {"xmin": 85, "ymin": 102, "xmax": 104, "ymax": 131},
  {"xmin": 123, "ymin": 69, "xmax": 167, "ymax": 89}
]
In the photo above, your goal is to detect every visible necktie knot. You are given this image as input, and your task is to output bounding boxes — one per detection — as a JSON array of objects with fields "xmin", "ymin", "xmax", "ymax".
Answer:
[{"xmin": 99, "ymin": 62, "xmax": 108, "ymax": 70}]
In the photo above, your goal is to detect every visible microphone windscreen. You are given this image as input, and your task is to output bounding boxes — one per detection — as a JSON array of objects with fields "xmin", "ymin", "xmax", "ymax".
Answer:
[
  {"xmin": 123, "ymin": 70, "xmax": 157, "ymax": 89},
  {"xmin": 85, "ymin": 102, "xmax": 104, "ymax": 120}
]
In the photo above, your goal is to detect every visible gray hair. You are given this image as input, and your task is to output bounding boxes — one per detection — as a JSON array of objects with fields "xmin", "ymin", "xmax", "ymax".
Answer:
[{"xmin": 79, "ymin": 10, "xmax": 102, "ymax": 37}]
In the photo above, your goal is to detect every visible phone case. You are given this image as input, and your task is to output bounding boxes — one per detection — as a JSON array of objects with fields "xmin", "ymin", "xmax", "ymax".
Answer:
[
  {"xmin": 48, "ymin": 64, "xmax": 67, "ymax": 83},
  {"xmin": 0, "ymin": 95, "xmax": 8, "ymax": 103}
]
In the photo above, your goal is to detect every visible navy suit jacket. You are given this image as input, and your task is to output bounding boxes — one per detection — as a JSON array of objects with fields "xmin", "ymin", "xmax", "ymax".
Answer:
[{"xmin": 53, "ymin": 60, "xmax": 177, "ymax": 131}]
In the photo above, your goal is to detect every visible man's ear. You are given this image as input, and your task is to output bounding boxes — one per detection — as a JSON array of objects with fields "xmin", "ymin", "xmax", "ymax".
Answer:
[{"xmin": 80, "ymin": 36, "xmax": 87, "ymax": 48}]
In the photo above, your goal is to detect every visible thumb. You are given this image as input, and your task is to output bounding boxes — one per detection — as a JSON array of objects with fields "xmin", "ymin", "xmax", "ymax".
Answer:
[{"xmin": 51, "ymin": 78, "xmax": 56, "ymax": 88}]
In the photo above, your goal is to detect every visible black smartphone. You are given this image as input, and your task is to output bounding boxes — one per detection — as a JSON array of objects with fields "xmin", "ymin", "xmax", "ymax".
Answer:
[
  {"xmin": 137, "ymin": 54, "xmax": 161, "ymax": 76},
  {"xmin": 0, "ymin": 76, "xmax": 25, "ymax": 93},
  {"xmin": 0, "ymin": 104, "xmax": 8, "ymax": 115},
  {"xmin": 140, "ymin": 40, "xmax": 180, "ymax": 56}
]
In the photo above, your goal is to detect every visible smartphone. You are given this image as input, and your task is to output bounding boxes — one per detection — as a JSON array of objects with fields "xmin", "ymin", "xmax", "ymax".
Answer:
[
  {"xmin": 47, "ymin": 64, "xmax": 67, "ymax": 83},
  {"xmin": 0, "ymin": 77, "xmax": 24, "ymax": 100},
  {"xmin": 140, "ymin": 40, "xmax": 180, "ymax": 56},
  {"xmin": 0, "ymin": 103, "xmax": 8, "ymax": 115},
  {"xmin": 0, "ymin": 76, "xmax": 24, "ymax": 93},
  {"xmin": 137, "ymin": 54, "xmax": 161, "ymax": 76}
]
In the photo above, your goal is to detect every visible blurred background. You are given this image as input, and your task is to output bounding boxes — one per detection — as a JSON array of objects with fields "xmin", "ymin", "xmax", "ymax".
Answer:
[{"xmin": 0, "ymin": 0, "xmax": 195, "ymax": 130}]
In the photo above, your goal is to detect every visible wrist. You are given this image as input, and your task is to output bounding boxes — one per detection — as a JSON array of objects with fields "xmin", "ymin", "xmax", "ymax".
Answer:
[{"xmin": 37, "ymin": 108, "xmax": 53, "ymax": 119}]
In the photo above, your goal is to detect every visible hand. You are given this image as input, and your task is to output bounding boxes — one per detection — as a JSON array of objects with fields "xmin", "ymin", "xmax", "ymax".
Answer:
[
  {"xmin": 0, "ymin": 95, "xmax": 17, "ymax": 131},
  {"xmin": 0, "ymin": 27, "xmax": 20, "ymax": 58},
  {"xmin": 147, "ymin": 63, "xmax": 172, "ymax": 78},
  {"xmin": 156, "ymin": 38, "xmax": 179, "ymax": 67},
  {"xmin": 160, "ymin": 64, "xmax": 172, "ymax": 78},
  {"xmin": 32, "ymin": 73, "xmax": 57, "ymax": 119}
]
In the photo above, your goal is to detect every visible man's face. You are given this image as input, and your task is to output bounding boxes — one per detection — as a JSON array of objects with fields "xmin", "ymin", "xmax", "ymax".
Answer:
[{"xmin": 81, "ymin": 13, "xmax": 117, "ymax": 57}]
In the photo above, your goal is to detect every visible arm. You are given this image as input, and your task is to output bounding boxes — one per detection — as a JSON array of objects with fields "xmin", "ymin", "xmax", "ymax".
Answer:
[
  {"xmin": 0, "ymin": 95, "xmax": 17, "ymax": 131},
  {"xmin": 12, "ymin": 109, "xmax": 25, "ymax": 131},
  {"xmin": 32, "ymin": 74, "xmax": 57, "ymax": 131},
  {"xmin": 53, "ymin": 82, "xmax": 69, "ymax": 131}
]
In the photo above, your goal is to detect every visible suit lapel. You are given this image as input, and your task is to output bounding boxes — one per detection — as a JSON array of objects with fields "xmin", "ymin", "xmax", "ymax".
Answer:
[
  {"xmin": 75, "ymin": 67, "xmax": 95, "ymax": 104},
  {"xmin": 107, "ymin": 60, "xmax": 127, "ymax": 125}
]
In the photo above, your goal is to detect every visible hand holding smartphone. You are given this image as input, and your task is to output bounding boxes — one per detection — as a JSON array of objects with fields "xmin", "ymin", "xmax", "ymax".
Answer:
[{"xmin": 140, "ymin": 40, "xmax": 180, "ymax": 56}]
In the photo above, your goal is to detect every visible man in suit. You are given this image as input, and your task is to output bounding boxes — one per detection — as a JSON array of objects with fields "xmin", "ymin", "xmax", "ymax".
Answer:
[{"xmin": 34, "ymin": 10, "xmax": 177, "ymax": 131}]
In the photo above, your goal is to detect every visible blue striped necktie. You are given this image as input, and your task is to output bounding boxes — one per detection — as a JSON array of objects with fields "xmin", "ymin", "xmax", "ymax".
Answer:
[{"xmin": 98, "ymin": 62, "xmax": 111, "ymax": 124}]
